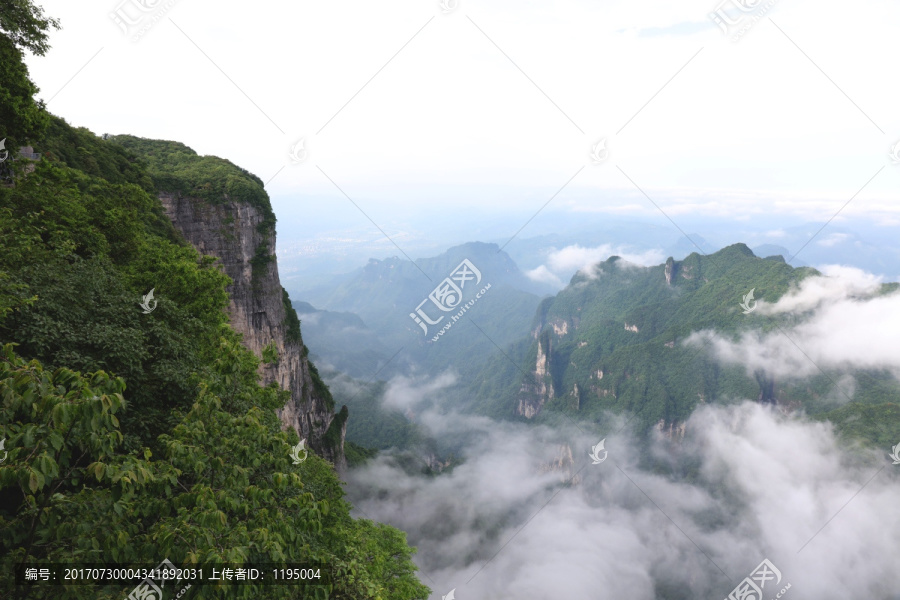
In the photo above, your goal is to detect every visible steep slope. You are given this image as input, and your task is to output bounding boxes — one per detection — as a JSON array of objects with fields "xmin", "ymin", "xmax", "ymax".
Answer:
[
  {"xmin": 471, "ymin": 244, "xmax": 900, "ymax": 436},
  {"xmin": 308, "ymin": 241, "xmax": 548, "ymax": 311},
  {"xmin": 0, "ymin": 136, "xmax": 427, "ymax": 600},
  {"xmin": 0, "ymin": 14, "xmax": 428, "ymax": 593},
  {"xmin": 113, "ymin": 135, "xmax": 346, "ymax": 469}
]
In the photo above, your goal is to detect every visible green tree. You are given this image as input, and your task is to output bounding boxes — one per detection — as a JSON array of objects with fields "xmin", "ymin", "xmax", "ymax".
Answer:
[
  {"xmin": 0, "ymin": 0, "xmax": 61, "ymax": 56},
  {"xmin": 0, "ymin": 337, "xmax": 430, "ymax": 600},
  {"xmin": 0, "ymin": 0, "xmax": 59, "ymax": 149},
  {"xmin": 0, "ymin": 32, "xmax": 50, "ymax": 149}
]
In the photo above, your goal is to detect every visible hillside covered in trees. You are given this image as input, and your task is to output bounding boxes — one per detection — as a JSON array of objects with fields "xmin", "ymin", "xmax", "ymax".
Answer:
[
  {"xmin": 468, "ymin": 246, "xmax": 900, "ymax": 450},
  {"xmin": 0, "ymin": 3, "xmax": 429, "ymax": 598}
]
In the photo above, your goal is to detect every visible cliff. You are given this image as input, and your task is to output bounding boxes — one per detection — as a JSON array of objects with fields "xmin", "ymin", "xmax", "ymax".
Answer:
[
  {"xmin": 497, "ymin": 246, "xmax": 812, "ymax": 430},
  {"xmin": 103, "ymin": 135, "xmax": 346, "ymax": 470},
  {"xmin": 159, "ymin": 192, "xmax": 346, "ymax": 471}
]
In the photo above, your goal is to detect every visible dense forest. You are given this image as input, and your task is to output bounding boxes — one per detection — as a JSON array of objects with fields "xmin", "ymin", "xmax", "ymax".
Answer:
[
  {"xmin": 0, "ymin": 3, "xmax": 430, "ymax": 598},
  {"xmin": 466, "ymin": 248, "xmax": 900, "ymax": 450}
]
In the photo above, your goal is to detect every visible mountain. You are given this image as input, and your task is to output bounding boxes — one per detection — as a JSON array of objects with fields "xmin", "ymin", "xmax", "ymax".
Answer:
[
  {"xmin": 752, "ymin": 243, "xmax": 808, "ymax": 266},
  {"xmin": 664, "ymin": 233, "xmax": 718, "ymax": 259},
  {"xmin": 112, "ymin": 135, "xmax": 346, "ymax": 470},
  {"xmin": 292, "ymin": 241, "xmax": 549, "ymax": 380},
  {"xmin": 292, "ymin": 301, "xmax": 394, "ymax": 378},
  {"xmin": 468, "ymin": 244, "xmax": 900, "ymax": 443},
  {"xmin": 0, "ymin": 112, "xmax": 428, "ymax": 598},
  {"xmin": 301, "ymin": 241, "xmax": 549, "ymax": 311}
]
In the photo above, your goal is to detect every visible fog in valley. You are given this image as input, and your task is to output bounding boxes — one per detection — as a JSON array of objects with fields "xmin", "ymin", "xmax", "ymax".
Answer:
[{"xmin": 341, "ymin": 269, "xmax": 900, "ymax": 599}]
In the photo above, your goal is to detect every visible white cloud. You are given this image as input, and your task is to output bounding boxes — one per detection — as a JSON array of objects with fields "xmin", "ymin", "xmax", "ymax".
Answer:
[
  {"xmin": 688, "ymin": 266, "xmax": 900, "ymax": 385},
  {"xmin": 25, "ymin": 0, "xmax": 900, "ymax": 216},
  {"xmin": 346, "ymin": 402, "xmax": 900, "ymax": 599},
  {"xmin": 817, "ymin": 232, "xmax": 851, "ymax": 247},
  {"xmin": 524, "ymin": 265, "xmax": 564, "ymax": 288},
  {"xmin": 381, "ymin": 372, "xmax": 458, "ymax": 412},
  {"xmin": 525, "ymin": 244, "xmax": 666, "ymax": 288}
]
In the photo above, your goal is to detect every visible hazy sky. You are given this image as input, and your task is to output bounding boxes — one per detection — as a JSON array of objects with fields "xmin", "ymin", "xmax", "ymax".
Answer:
[{"xmin": 24, "ymin": 0, "xmax": 900, "ymax": 236}]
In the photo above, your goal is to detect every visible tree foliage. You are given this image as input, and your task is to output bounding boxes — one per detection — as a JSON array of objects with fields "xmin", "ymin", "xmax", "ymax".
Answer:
[
  {"xmin": 0, "ymin": 0, "xmax": 61, "ymax": 56},
  {"xmin": 0, "ymin": 30, "xmax": 50, "ymax": 149},
  {"xmin": 109, "ymin": 135, "xmax": 276, "ymax": 228},
  {"xmin": 469, "ymin": 245, "xmax": 900, "ymax": 441},
  {"xmin": 0, "ymin": 111, "xmax": 429, "ymax": 600},
  {"xmin": 0, "ymin": 341, "xmax": 430, "ymax": 599}
]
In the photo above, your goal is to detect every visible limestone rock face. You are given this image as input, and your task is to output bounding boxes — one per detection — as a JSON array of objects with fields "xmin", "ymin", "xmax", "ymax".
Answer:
[
  {"xmin": 159, "ymin": 192, "xmax": 346, "ymax": 471},
  {"xmin": 665, "ymin": 256, "xmax": 676, "ymax": 286},
  {"xmin": 516, "ymin": 334, "xmax": 554, "ymax": 418}
]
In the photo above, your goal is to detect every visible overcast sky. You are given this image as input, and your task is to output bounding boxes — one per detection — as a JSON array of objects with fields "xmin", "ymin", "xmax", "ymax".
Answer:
[{"xmin": 24, "ymin": 0, "xmax": 900, "ymax": 233}]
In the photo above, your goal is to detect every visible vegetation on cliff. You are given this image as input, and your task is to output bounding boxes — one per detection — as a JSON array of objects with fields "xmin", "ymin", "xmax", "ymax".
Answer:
[
  {"xmin": 110, "ymin": 135, "xmax": 276, "ymax": 227},
  {"xmin": 470, "ymin": 246, "xmax": 900, "ymax": 448},
  {"xmin": 0, "ymin": 0, "xmax": 58, "ymax": 151},
  {"xmin": 0, "ymin": 4, "xmax": 429, "ymax": 597}
]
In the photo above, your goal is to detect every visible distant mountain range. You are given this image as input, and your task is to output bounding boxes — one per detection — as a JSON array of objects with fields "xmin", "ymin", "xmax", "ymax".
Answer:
[
  {"xmin": 296, "ymin": 240, "xmax": 900, "ymax": 453},
  {"xmin": 294, "ymin": 241, "xmax": 550, "ymax": 380}
]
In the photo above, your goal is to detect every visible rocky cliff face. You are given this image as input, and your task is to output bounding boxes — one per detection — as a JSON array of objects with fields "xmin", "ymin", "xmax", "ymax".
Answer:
[
  {"xmin": 664, "ymin": 256, "xmax": 676, "ymax": 286},
  {"xmin": 159, "ymin": 192, "xmax": 346, "ymax": 471},
  {"xmin": 508, "ymin": 246, "xmax": 799, "ymax": 429},
  {"xmin": 517, "ymin": 333, "xmax": 554, "ymax": 418},
  {"xmin": 538, "ymin": 443, "xmax": 580, "ymax": 485}
]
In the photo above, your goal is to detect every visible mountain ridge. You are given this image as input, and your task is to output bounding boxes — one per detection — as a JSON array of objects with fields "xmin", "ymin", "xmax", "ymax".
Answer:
[
  {"xmin": 468, "ymin": 243, "xmax": 900, "ymax": 446},
  {"xmin": 112, "ymin": 134, "xmax": 347, "ymax": 470}
]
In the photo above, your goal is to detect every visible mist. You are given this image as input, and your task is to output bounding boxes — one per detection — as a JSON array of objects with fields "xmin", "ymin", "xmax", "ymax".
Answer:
[
  {"xmin": 345, "ymin": 400, "xmax": 900, "ymax": 599},
  {"xmin": 335, "ymin": 263, "xmax": 900, "ymax": 598},
  {"xmin": 525, "ymin": 244, "xmax": 667, "ymax": 288},
  {"xmin": 687, "ymin": 266, "xmax": 900, "ymax": 384}
]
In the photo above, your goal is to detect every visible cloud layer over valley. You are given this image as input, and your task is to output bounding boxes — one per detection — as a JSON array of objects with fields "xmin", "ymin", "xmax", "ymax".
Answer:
[
  {"xmin": 688, "ymin": 266, "xmax": 900, "ymax": 386},
  {"xmin": 346, "ymin": 399, "xmax": 900, "ymax": 599}
]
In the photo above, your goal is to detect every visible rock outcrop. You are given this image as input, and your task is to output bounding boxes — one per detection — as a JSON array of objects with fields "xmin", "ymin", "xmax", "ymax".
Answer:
[
  {"xmin": 159, "ymin": 192, "xmax": 346, "ymax": 471},
  {"xmin": 538, "ymin": 443, "xmax": 580, "ymax": 485},
  {"xmin": 517, "ymin": 334, "xmax": 553, "ymax": 418},
  {"xmin": 664, "ymin": 256, "xmax": 676, "ymax": 285}
]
